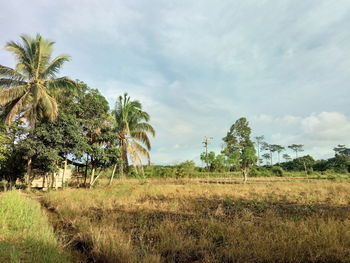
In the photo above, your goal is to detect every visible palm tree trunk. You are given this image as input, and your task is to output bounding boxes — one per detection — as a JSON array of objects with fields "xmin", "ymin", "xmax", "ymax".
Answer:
[
  {"xmin": 123, "ymin": 153, "xmax": 129, "ymax": 173},
  {"xmin": 109, "ymin": 163, "xmax": 117, "ymax": 185}
]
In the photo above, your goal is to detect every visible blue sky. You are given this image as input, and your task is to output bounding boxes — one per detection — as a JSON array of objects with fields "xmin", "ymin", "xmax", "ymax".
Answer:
[{"xmin": 1, "ymin": 0, "xmax": 350, "ymax": 164}]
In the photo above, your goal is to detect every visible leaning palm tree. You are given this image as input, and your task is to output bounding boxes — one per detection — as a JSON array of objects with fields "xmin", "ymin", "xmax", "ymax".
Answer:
[
  {"xmin": 0, "ymin": 34, "xmax": 75, "ymax": 187},
  {"xmin": 114, "ymin": 93, "xmax": 155, "ymax": 178}
]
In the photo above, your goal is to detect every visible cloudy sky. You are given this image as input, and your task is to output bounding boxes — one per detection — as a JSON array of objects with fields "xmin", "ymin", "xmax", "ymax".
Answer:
[{"xmin": 1, "ymin": 0, "xmax": 350, "ymax": 164}]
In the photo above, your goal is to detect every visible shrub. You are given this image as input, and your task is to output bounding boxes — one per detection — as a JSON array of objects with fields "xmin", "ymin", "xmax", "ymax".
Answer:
[
  {"xmin": 250, "ymin": 166, "xmax": 272, "ymax": 177},
  {"xmin": 271, "ymin": 166, "xmax": 284, "ymax": 177}
]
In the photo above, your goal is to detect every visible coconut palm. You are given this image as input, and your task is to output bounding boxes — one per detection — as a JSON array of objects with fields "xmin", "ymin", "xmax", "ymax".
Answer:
[
  {"xmin": 114, "ymin": 93, "xmax": 155, "ymax": 177},
  {"xmin": 0, "ymin": 34, "xmax": 75, "ymax": 187},
  {"xmin": 0, "ymin": 34, "xmax": 75, "ymax": 127}
]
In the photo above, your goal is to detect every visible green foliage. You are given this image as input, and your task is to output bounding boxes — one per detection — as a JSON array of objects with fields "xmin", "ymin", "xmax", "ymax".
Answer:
[
  {"xmin": 114, "ymin": 93, "xmax": 155, "ymax": 176},
  {"xmin": 249, "ymin": 166, "xmax": 273, "ymax": 177},
  {"xmin": 200, "ymin": 152, "xmax": 228, "ymax": 172},
  {"xmin": 0, "ymin": 34, "xmax": 75, "ymax": 127},
  {"xmin": 0, "ymin": 191, "xmax": 70, "ymax": 262},
  {"xmin": 271, "ymin": 166, "xmax": 284, "ymax": 177},
  {"xmin": 281, "ymin": 155, "xmax": 315, "ymax": 172},
  {"xmin": 222, "ymin": 117, "xmax": 257, "ymax": 177}
]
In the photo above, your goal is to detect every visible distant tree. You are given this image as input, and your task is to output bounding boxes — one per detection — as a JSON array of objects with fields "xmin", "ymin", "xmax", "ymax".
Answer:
[
  {"xmin": 262, "ymin": 153, "xmax": 271, "ymax": 165},
  {"xmin": 288, "ymin": 144, "xmax": 304, "ymax": 158},
  {"xmin": 254, "ymin": 135, "xmax": 264, "ymax": 165},
  {"xmin": 200, "ymin": 152, "xmax": 222, "ymax": 172},
  {"xmin": 333, "ymin": 145, "xmax": 350, "ymax": 157},
  {"xmin": 273, "ymin": 145, "xmax": 285, "ymax": 164},
  {"xmin": 114, "ymin": 93, "xmax": 155, "ymax": 178},
  {"xmin": 281, "ymin": 155, "xmax": 315, "ymax": 172},
  {"xmin": 262, "ymin": 142, "xmax": 273, "ymax": 164},
  {"xmin": 222, "ymin": 117, "xmax": 257, "ymax": 182},
  {"xmin": 282, "ymin": 153, "xmax": 292, "ymax": 162}
]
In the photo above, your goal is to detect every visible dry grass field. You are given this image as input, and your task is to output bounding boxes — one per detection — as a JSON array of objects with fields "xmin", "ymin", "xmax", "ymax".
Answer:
[{"xmin": 43, "ymin": 178, "xmax": 350, "ymax": 263}]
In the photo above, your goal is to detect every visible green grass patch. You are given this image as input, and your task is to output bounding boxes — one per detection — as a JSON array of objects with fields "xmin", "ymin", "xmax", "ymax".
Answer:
[{"xmin": 0, "ymin": 191, "xmax": 70, "ymax": 263}]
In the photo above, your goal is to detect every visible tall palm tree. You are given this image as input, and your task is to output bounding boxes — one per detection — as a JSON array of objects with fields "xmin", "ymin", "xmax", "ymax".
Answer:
[
  {"xmin": 114, "ymin": 93, "xmax": 155, "ymax": 177},
  {"xmin": 0, "ymin": 34, "xmax": 75, "ymax": 187},
  {"xmin": 0, "ymin": 34, "xmax": 75, "ymax": 126}
]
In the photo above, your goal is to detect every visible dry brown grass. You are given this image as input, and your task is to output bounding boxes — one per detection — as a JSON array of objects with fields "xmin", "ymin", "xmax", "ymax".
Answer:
[{"xmin": 44, "ymin": 179, "xmax": 350, "ymax": 263}]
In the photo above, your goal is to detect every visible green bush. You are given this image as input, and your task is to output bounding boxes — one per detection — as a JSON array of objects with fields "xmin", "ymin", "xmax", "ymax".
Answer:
[
  {"xmin": 271, "ymin": 166, "xmax": 284, "ymax": 177},
  {"xmin": 250, "ymin": 166, "xmax": 272, "ymax": 177}
]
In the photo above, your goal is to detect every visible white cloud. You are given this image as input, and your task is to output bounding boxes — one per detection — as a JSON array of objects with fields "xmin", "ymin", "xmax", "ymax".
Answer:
[
  {"xmin": 251, "ymin": 112, "xmax": 350, "ymax": 160},
  {"xmin": 1, "ymin": 0, "xmax": 350, "ymax": 164}
]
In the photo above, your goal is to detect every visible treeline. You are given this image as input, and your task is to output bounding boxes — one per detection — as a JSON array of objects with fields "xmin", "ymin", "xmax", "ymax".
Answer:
[
  {"xmin": 199, "ymin": 130, "xmax": 350, "ymax": 177},
  {"xmin": 0, "ymin": 34, "xmax": 154, "ymax": 189}
]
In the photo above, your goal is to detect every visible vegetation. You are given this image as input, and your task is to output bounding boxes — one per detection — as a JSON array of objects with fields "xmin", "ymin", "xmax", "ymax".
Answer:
[
  {"xmin": 0, "ymin": 191, "xmax": 70, "ymax": 263},
  {"xmin": 43, "ymin": 179, "xmax": 350, "ymax": 263},
  {"xmin": 1, "ymin": 33, "xmax": 350, "ymax": 263}
]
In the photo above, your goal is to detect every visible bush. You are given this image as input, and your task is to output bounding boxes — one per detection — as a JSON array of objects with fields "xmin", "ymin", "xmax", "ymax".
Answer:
[
  {"xmin": 250, "ymin": 166, "xmax": 272, "ymax": 177},
  {"xmin": 271, "ymin": 166, "xmax": 284, "ymax": 177}
]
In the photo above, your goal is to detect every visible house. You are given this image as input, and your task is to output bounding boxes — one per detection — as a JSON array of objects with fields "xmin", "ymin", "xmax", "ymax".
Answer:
[{"xmin": 31, "ymin": 168, "xmax": 72, "ymax": 189}]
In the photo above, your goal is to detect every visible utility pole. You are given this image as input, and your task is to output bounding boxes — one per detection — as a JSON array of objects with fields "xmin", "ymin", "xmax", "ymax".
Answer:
[{"xmin": 202, "ymin": 136, "xmax": 213, "ymax": 171}]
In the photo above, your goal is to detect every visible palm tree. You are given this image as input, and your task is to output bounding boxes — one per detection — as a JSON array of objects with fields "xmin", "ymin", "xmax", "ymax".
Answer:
[
  {"xmin": 0, "ymin": 34, "xmax": 75, "ymax": 187},
  {"xmin": 114, "ymin": 93, "xmax": 155, "ymax": 178}
]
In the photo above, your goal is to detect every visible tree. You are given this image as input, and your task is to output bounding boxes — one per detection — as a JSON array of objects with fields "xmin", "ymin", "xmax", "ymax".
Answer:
[
  {"xmin": 262, "ymin": 142, "xmax": 273, "ymax": 165},
  {"xmin": 288, "ymin": 144, "xmax": 304, "ymax": 158},
  {"xmin": 200, "ymin": 151, "xmax": 227, "ymax": 172},
  {"xmin": 222, "ymin": 117, "xmax": 257, "ymax": 182},
  {"xmin": 280, "ymin": 155, "xmax": 315, "ymax": 172},
  {"xmin": 113, "ymin": 93, "xmax": 155, "ymax": 178},
  {"xmin": 282, "ymin": 153, "xmax": 292, "ymax": 162},
  {"xmin": 272, "ymin": 144, "xmax": 285, "ymax": 164},
  {"xmin": 254, "ymin": 135, "xmax": 264, "ymax": 165},
  {"xmin": 262, "ymin": 153, "xmax": 271, "ymax": 165},
  {"xmin": 78, "ymin": 84, "xmax": 111, "ymax": 186},
  {"xmin": 0, "ymin": 34, "xmax": 75, "ymax": 188},
  {"xmin": 333, "ymin": 145, "xmax": 350, "ymax": 157}
]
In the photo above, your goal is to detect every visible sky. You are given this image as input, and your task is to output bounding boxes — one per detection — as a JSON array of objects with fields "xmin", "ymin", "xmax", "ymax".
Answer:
[{"xmin": 1, "ymin": 0, "xmax": 350, "ymax": 165}]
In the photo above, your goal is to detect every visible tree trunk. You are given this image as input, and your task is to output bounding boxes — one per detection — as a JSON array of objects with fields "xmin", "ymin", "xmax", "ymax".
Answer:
[
  {"xmin": 50, "ymin": 172, "xmax": 55, "ymax": 189},
  {"xmin": 84, "ymin": 156, "xmax": 89, "ymax": 187},
  {"xmin": 119, "ymin": 160, "xmax": 124, "ymax": 179},
  {"xmin": 26, "ymin": 157, "xmax": 32, "ymax": 190},
  {"xmin": 54, "ymin": 171, "xmax": 58, "ymax": 190},
  {"xmin": 242, "ymin": 167, "xmax": 248, "ymax": 183},
  {"xmin": 89, "ymin": 166, "xmax": 95, "ymax": 188},
  {"xmin": 109, "ymin": 163, "xmax": 117, "ymax": 185},
  {"xmin": 62, "ymin": 157, "xmax": 67, "ymax": 189}
]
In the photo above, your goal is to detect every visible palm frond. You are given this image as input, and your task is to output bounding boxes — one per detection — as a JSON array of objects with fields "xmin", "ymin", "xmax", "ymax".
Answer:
[
  {"xmin": 132, "ymin": 140, "xmax": 150, "ymax": 161},
  {"xmin": 0, "ymin": 85, "xmax": 29, "ymax": 105},
  {"xmin": 0, "ymin": 78, "xmax": 27, "ymax": 88},
  {"xmin": 4, "ymin": 91, "xmax": 30, "ymax": 125},
  {"xmin": 38, "ymin": 92, "xmax": 58, "ymax": 121},
  {"xmin": 41, "ymin": 55, "xmax": 70, "ymax": 79},
  {"xmin": 130, "ymin": 131, "xmax": 151, "ymax": 150},
  {"xmin": 6, "ymin": 39, "xmax": 33, "ymax": 77},
  {"xmin": 45, "ymin": 77, "xmax": 77, "ymax": 90},
  {"xmin": 127, "ymin": 142, "xmax": 144, "ymax": 175},
  {"xmin": 132, "ymin": 122, "xmax": 155, "ymax": 136},
  {"xmin": 0, "ymin": 65, "xmax": 25, "ymax": 80}
]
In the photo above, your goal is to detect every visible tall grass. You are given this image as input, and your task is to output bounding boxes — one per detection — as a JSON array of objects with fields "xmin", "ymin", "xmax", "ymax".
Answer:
[
  {"xmin": 0, "ymin": 191, "xmax": 70, "ymax": 263},
  {"xmin": 44, "ymin": 180, "xmax": 350, "ymax": 263}
]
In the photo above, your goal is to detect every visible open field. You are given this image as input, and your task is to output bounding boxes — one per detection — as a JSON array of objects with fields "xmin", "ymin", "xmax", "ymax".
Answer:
[
  {"xmin": 0, "ymin": 191, "xmax": 70, "ymax": 263},
  {"xmin": 42, "ymin": 178, "xmax": 350, "ymax": 263}
]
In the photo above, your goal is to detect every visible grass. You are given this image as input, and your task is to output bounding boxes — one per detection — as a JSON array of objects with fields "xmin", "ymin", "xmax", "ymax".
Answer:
[
  {"xmin": 43, "ymin": 178, "xmax": 350, "ymax": 263},
  {"xmin": 0, "ymin": 191, "xmax": 71, "ymax": 263}
]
